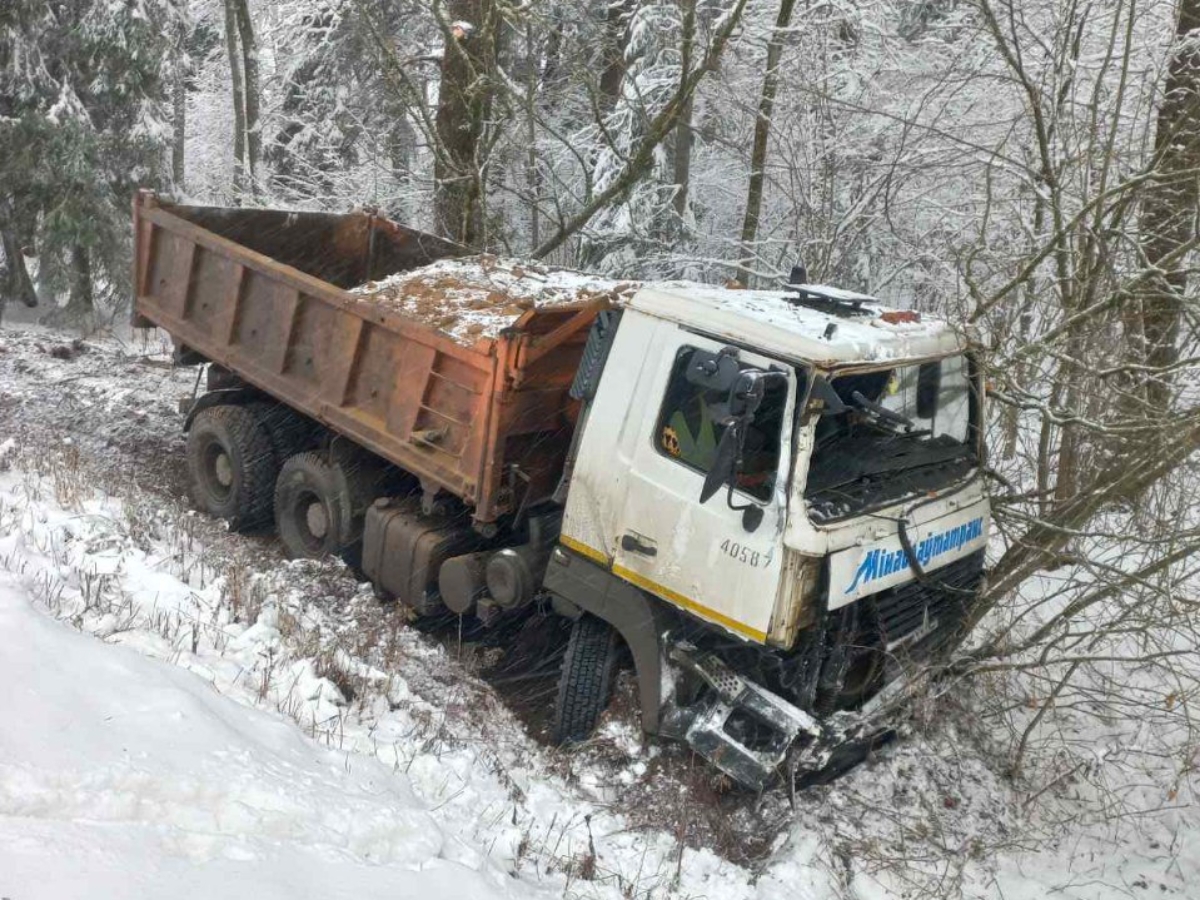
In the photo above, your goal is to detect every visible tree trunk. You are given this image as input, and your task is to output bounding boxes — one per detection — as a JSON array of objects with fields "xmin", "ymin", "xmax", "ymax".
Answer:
[
  {"xmin": 598, "ymin": 0, "xmax": 635, "ymax": 113},
  {"xmin": 738, "ymin": 0, "xmax": 797, "ymax": 283},
  {"xmin": 671, "ymin": 95, "xmax": 694, "ymax": 220},
  {"xmin": 671, "ymin": 0, "xmax": 698, "ymax": 224},
  {"xmin": 232, "ymin": 0, "xmax": 261, "ymax": 188},
  {"xmin": 541, "ymin": 16, "xmax": 564, "ymax": 93},
  {"xmin": 172, "ymin": 10, "xmax": 188, "ymax": 189},
  {"xmin": 525, "ymin": 22, "xmax": 542, "ymax": 249},
  {"xmin": 389, "ymin": 111, "xmax": 417, "ymax": 219},
  {"xmin": 67, "ymin": 245, "xmax": 93, "ymax": 318},
  {"xmin": 172, "ymin": 76, "xmax": 186, "ymax": 187},
  {"xmin": 1135, "ymin": 0, "xmax": 1200, "ymax": 408},
  {"xmin": 672, "ymin": 97, "xmax": 700, "ymax": 226},
  {"xmin": 433, "ymin": 1, "xmax": 498, "ymax": 247},
  {"xmin": 0, "ymin": 228, "xmax": 38, "ymax": 322},
  {"xmin": 223, "ymin": 0, "xmax": 246, "ymax": 194}
]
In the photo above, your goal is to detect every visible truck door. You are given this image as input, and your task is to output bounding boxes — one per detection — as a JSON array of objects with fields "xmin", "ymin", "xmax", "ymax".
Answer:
[{"xmin": 608, "ymin": 328, "xmax": 796, "ymax": 643}]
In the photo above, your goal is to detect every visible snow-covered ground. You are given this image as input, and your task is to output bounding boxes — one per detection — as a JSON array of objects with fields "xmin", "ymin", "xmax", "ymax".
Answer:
[
  {"xmin": 1, "ymin": 324, "xmax": 1196, "ymax": 898},
  {"xmin": 0, "ymin": 575, "xmax": 524, "ymax": 900}
]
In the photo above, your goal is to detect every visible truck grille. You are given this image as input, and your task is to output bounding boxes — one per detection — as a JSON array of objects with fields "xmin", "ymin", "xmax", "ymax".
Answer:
[{"xmin": 866, "ymin": 549, "xmax": 986, "ymax": 664}]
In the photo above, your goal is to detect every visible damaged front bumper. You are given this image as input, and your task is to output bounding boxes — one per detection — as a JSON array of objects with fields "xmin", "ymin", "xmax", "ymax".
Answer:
[
  {"xmin": 658, "ymin": 643, "xmax": 822, "ymax": 791},
  {"xmin": 658, "ymin": 643, "xmax": 900, "ymax": 790}
]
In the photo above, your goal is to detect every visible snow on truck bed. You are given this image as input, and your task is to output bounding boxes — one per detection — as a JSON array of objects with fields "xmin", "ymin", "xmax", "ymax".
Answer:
[
  {"xmin": 351, "ymin": 257, "xmax": 963, "ymax": 363},
  {"xmin": 350, "ymin": 255, "xmax": 639, "ymax": 345}
]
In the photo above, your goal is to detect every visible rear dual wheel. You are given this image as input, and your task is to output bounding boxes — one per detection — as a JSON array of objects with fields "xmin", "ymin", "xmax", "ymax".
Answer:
[
  {"xmin": 186, "ymin": 403, "xmax": 375, "ymax": 564},
  {"xmin": 247, "ymin": 401, "xmax": 313, "ymax": 464},
  {"xmin": 186, "ymin": 405, "xmax": 277, "ymax": 531},
  {"xmin": 186, "ymin": 402, "xmax": 314, "ymax": 532},
  {"xmin": 273, "ymin": 452, "xmax": 357, "ymax": 560}
]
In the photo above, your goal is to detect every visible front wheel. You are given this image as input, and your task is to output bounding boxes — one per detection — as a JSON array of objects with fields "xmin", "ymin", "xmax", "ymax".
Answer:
[{"xmin": 552, "ymin": 614, "xmax": 621, "ymax": 745}]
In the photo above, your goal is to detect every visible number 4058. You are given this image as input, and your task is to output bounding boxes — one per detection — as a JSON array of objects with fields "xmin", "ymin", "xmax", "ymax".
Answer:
[{"xmin": 721, "ymin": 538, "xmax": 762, "ymax": 568}]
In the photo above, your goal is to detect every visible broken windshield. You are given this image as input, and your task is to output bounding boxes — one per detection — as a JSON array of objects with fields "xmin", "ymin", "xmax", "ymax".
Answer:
[{"xmin": 804, "ymin": 355, "xmax": 978, "ymax": 522}]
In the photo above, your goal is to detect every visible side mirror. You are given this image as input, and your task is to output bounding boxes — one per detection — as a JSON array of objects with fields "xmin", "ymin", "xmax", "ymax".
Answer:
[
  {"xmin": 917, "ymin": 361, "xmax": 941, "ymax": 419},
  {"xmin": 701, "ymin": 367, "xmax": 783, "ymax": 531},
  {"xmin": 699, "ymin": 426, "xmax": 767, "ymax": 533},
  {"xmin": 729, "ymin": 370, "xmax": 767, "ymax": 417},
  {"xmin": 684, "ymin": 347, "xmax": 740, "ymax": 392},
  {"xmin": 700, "ymin": 423, "xmax": 740, "ymax": 504}
]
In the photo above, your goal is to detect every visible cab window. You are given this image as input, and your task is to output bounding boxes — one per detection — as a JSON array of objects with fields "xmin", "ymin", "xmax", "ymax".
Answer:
[{"xmin": 654, "ymin": 346, "xmax": 787, "ymax": 501}]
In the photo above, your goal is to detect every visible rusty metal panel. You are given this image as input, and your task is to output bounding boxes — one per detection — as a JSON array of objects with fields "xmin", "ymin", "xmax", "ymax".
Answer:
[
  {"xmin": 164, "ymin": 204, "xmax": 462, "ymax": 289},
  {"xmin": 132, "ymin": 193, "xmax": 602, "ymax": 524},
  {"xmin": 348, "ymin": 324, "xmax": 403, "ymax": 421},
  {"xmin": 187, "ymin": 246, "xmax": 232, "ymax": 337},
  {"xmin": 231, "ymin": 270, "xmax": 295, "ymax": 374},
  {"xmin": 283, "ymin": 292, "xmax": 338, "ymax": 387}
]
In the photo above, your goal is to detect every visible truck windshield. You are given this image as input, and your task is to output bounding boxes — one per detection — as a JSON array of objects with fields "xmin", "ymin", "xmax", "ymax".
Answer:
[{"xmin": 804, "ymin": 355, "xmax": 977, "ymax": 522}]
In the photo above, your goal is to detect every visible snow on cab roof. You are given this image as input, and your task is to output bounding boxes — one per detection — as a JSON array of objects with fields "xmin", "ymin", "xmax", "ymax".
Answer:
[
  {"xmin": 629, "ymin": 281, "xmax": 968, "ymax": 366},
  {"xmin": 350, "ymin": 255, "xmax": 638, "ymax": 345},
  {"xmin": 351, "ymin": 255, "xmax": 966, "ymax": 363}
]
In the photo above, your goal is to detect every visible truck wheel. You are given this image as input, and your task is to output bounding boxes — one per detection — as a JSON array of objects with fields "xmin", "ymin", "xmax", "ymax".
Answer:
[
  {"xmin": 274, "ymin": 452, "xmax": 355, "ymax": 559},
  {"xmin": 246, "ymin": 401, "xmax": 313, "ymax": 465},
  {"xmin": 552, "ymin": 614, "xmax": 620, "ymax": 745},
  {"xmin": 186, "ymin": 404, "xmax": 277, "ymax": 530}
]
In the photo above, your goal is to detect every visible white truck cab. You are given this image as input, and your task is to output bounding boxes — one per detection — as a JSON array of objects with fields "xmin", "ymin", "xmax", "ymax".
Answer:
[{"xmin": 548, "ymin": 280, "xmax": 989, "ymax": 787}]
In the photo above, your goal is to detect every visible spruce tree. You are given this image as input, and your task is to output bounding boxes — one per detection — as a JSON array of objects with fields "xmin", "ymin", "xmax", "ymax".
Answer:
[{"xmin": 0, "ymin": 0, "xmax": 177, "ymax": 323}]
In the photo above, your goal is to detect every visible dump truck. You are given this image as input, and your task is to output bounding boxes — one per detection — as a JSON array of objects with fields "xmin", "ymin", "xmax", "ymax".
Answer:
[{"xmin": 132, "ymin": 191, "xmax": 990, "ymax": 788}]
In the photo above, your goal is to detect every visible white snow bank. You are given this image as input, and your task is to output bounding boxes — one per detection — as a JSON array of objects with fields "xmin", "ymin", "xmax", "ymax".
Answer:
[
  {"xmin": 350, "ymin": 255, "xmax": 639, "ymax": 345},
  {"xmin": 0, "ymin": 575, "xmax": 530, "ymax": 899}
]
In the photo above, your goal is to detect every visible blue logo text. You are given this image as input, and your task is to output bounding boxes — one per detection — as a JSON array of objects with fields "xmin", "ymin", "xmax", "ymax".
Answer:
[{"xmin": 844, "ymin": 516, "xmax": 985, "ymax": 595}]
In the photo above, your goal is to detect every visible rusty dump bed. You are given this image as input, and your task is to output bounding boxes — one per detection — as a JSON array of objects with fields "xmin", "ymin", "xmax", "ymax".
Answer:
[{"xmin": 133, "ymin": 192, "xmax": 607, "ymax": 524}]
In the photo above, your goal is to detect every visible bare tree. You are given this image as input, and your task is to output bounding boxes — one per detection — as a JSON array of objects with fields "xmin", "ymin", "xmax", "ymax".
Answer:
[
  {"xmin": 1134, "ymin": 0, "xmax": 1200, "ymax": 408},
  {"xmin": 532, "ymin": 0, "xmax": 750, "ymax": 259},
  {"xmin": 232, "ymin": 0, "xmax": 261, "ymax": 187},
  {"xmin": 878, "ymin": 7, "xmax": 1200, "ymax": 804},
  {"xmin": 433, "ymin": 2, "xmax": 500, "ymax": 246},
  {"xmin": 737, "ymin": 0, "xmax": 797, "ymax": 283},
  {"xmin": 938, "ymin": 0, "xmax": 1200, "ymax": 637},
  {"xmin": 222, "ymin": 0, "xmax": 247, "ymax": 193}
]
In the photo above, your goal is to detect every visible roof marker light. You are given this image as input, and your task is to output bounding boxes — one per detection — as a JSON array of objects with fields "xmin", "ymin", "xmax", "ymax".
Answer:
[{"xmin": 878, "ymin": 310, "xmax": 921, "ymax": 324}]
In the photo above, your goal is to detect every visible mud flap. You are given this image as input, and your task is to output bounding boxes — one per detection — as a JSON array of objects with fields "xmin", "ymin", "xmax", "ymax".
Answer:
[{"xmin": 659, "ymin": 644, "xmax": 822, "ymax": 791}]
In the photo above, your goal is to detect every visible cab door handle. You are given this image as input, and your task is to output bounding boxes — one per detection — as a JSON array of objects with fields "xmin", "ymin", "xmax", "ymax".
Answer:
[{"xmin": 621, "ymin": 534, "xmax": 658, "ymax": 557}]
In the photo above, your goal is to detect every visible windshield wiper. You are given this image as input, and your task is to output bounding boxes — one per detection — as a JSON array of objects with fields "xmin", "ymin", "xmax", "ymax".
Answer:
[
  {"xmin": 850, "ymin": 390, "xmax": 915, "ymax": 430},
  {"xmin": 807, "ymin": 435, "xmax": 975, "ymax": 496}
]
